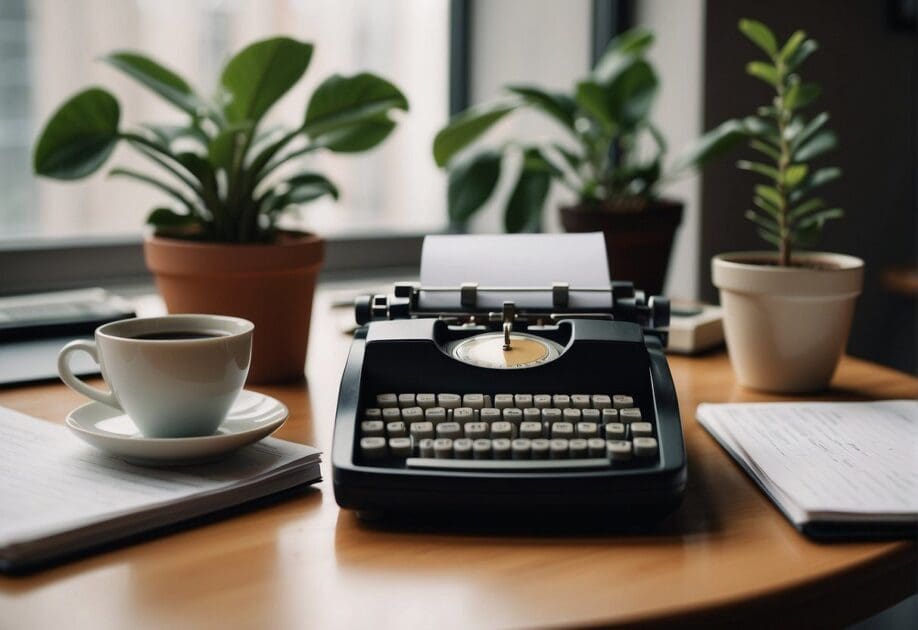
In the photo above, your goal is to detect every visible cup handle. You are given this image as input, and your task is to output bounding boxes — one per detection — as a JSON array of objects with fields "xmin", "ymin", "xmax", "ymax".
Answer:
[{"xmin": 58, "ymin": 340, "xmax": 121, "ymax": 409}]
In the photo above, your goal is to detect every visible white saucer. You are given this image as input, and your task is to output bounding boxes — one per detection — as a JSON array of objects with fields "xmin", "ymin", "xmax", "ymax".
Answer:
[{"xmin": 66, "ymin": 390, "xmax": 288, "ymax": 466}]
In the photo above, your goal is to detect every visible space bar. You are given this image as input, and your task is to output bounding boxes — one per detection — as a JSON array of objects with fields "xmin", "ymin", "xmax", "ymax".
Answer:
[{"xmin": 405, "ymin": 457, "xmax": 611, "ymax": 471}]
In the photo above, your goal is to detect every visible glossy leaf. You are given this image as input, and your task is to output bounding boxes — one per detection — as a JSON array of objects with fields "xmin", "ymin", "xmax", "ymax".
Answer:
[
  {"xmin": 753, "ymin": 194, "xmax": 781, "ymax": 218},
  {"xmin": 574, "ymin": 79, "xmax": 614, "ymax": 130},
  {"xmin": 784, "ymin": 164, "xmax": 808, "ymax": 188},
  {"xmin": 316, "ymin": 116, "xmax": 396, "ymax": 153},
  {"xmin": 593, "ymin": 27, "xmax": 654, "ymax": 84},
  {"xmin": 104, "ymin": 52, "xmax": 207, "ymax": 118},
  {"xmin": 785, "ymin": 82, "xmax": 821, "ymax": 110},
  {"xmin": 146, "ymin": 207, "xmax": 201, "ymax": 228},
  {"xmin": 447, "ymin": 150, "xmax": 501, "ymax": 223},
  {"xmin": 671, "ymin": 119, "xmax": 747, "ymax": 172},
  {"xmin": 33, "ymin": 88, "xmax": 120, "ymax": 179},
  {"xmin": 794, "ymin": 130, "xmax": 837, "ymax": 161},
  {"xmin": 507, "ymin": 85, "xmax": 576, "ymax": 129},
  {"xmin": 505, "ymin": 159, "xmax": 551, "ymax": 233},
  {"xmin": 220, "ymin": 37, "xmax": 313, "ymax": 124},
  {"xmin": 432, "ymin": 100, "xmax": 517, "ymax": 167},
  {"xmin": 304, "ymin": 73, "xmax": 409, "ymax": 146},
  {"xmin": 779, "ymin": 31, "xmax": 807, "ymax": 62},
  {"xmin": 786, "ymin": 39, "xmax": 818, "ymax": 70},
  {"xmin": 790, "ymin": 112, "xmax": 829, "ymax": 151},
  {"xmin": 607, "ymin": 59, "xmax": 658, "ymax": 130},
  {"xmin": 746, "ymin": 61, "xmax": 780, "ymax": 87},
  {"xmin": 739, "ymin": 19, "xmax": 778, "ymax": 56},
  {"xmin": 755, "ymin": 184, "xmax": 783, "ymax": 210}
]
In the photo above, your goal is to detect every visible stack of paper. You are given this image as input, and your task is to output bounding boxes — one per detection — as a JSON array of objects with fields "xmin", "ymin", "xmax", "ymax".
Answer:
[
  {"xmin": 697, "ymin": 400, "xmax": 917, "ymax": 538},
  {"xmin": 0, "ymin": 407, "xmax": 321, "ymax": 571}
]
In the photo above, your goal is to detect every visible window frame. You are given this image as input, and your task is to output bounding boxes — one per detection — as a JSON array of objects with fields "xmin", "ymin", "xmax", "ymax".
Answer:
[{"xmin": 0, "ymin": 0, "xmax": 472, "ymax": 293}]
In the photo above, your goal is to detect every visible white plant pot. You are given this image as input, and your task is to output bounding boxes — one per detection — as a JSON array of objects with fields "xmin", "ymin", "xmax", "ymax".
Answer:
[{"xmin": 712, "ymin": 251, "xmax": 864, "ymax": 393}]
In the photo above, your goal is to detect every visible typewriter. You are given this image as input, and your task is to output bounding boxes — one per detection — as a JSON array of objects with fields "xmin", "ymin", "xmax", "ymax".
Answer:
[{"xmin": 332, "ymin": 234, "xmax": 686, "ymax": 519}]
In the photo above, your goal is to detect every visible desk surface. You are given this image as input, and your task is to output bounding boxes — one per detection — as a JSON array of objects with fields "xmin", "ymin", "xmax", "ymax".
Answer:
[{"xmin": 0, "ymin": 290, "xmax": 915, "ymax": 630}]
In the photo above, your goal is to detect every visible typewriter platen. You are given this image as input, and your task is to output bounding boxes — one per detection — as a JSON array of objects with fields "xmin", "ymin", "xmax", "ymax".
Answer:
[{"xmin": 332, "ymin": 234, "xmax": 686, "ymax": 519}]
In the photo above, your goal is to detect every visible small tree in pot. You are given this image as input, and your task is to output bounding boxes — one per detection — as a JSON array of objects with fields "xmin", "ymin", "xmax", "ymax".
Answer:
[
  {"xmin": 705, "ymin": 19, "xmax": 863, "ymax": 392},
  {"xmin": 432, "ymin": 27, "xmax": 739, "ymax": 294},
  {"xmin": 33, "ymin": 37, "xmax": 408, "ymax": 383}
]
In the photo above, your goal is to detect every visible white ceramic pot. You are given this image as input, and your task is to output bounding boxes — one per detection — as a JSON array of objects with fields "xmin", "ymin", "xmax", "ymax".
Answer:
[{"xmin": 712, "ymin": 251, "xmax": 864, "ymax": 393}]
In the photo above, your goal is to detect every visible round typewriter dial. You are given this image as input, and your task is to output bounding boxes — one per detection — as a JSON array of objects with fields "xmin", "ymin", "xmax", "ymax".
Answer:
[{"xmin": 450, "ymin": 332, "xmax": 563, "ymax": 369}]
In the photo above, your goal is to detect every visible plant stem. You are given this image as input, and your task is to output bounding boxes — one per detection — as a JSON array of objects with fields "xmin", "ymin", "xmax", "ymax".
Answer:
[{"xmin": 774, "ymin": 59, "xmax": 791, "ymax": 266}]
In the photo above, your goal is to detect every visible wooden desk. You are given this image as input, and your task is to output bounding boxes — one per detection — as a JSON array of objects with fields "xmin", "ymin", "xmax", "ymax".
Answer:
[{"xmin": 1, "ymin": 290, "xmax": 915, "ymax": 629}]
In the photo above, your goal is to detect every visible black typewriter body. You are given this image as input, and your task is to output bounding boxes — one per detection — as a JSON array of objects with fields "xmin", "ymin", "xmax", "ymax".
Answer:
[{"xmin": 332, "ymin": 278, "xmax": 687, "ymax": 520}]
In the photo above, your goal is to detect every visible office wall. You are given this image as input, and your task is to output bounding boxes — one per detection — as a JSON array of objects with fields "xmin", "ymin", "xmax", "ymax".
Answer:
[
  {"xmin": 468, "ymin": 0, "xmax": 592, "ymax": 234},
  {"xmin": 700, "ymin": 1, "xmax": 917, "ymax": 372},
  {"xmin": 633, "ymin": 0, "xmax": 706, "ymax": 300}
]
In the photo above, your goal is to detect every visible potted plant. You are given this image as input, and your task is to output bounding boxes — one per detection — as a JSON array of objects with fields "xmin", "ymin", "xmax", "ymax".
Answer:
[
  {"xmin": 707, "ymin": 19, "xmax": 863, "ymax": 393},
  {"xmin": 432, "ymin": 27, "xmax": 739, "ymax": 295},
  {"xmin": 33, "ymin": 37, "xmax": 409, "ymax": 383}
]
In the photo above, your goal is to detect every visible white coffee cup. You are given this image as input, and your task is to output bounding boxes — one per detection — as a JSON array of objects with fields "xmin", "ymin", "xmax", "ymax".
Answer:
[{"xmin": 58, "ymin": 314, "xmax": 253, "ymax": 438}]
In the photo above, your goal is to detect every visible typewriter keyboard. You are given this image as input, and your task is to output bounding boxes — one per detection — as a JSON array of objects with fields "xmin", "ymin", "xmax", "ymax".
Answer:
[{"xmin": 357, "ymin": 393, "xmax": 658, "ymax": 470}]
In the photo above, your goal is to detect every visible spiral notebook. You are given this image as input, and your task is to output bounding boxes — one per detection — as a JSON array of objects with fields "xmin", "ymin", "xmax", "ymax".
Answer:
[
  {"xmin": 0, "ymin": 407, "xmax": 321, "ymax": 572},
  {"xmin": 697, "ymin": 400, "xmax": 918, "ymax": 539}
]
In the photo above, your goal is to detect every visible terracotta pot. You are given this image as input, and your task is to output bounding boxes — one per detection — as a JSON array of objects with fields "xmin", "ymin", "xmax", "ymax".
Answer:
[
  {"xmin": 144, "ymin": 231, "xmax": 324, "ymax": 384},
  {"xmin": 559, "ymin": 199, "xmax": 683, "ymax": 295},
  {"xmin": 712, "ymin": 251, "xmax": 864, "ymax": 393}
]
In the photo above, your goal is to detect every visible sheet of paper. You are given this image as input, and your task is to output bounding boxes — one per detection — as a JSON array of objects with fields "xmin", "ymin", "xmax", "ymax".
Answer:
[
  {"xmin": 418, "ymin": 233, "xmax": 612, "ymax": 310},
  {"xmin": 697, "ymin": 401, "xmax": 918, "ymax": 517},
  {"xmin": 0, "ymin": 406, "xmax": 319, "ymax": 547}
]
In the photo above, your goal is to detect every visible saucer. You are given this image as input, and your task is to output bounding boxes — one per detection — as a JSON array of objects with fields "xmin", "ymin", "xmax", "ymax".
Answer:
[{"xmin": 66, "ymin": 390, "xmax": 288, "ymax": 466}]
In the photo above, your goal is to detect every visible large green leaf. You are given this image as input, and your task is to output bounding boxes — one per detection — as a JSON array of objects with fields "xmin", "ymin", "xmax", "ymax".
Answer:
[
  {"xmin": 507, "ymin": 85, "xmax": 576, "ymax": 129},
  {"xmin": 671, "ymin": 119, "xmax": 747, "ymax": 173},
  {"xmin": 432, "ymin": 100, "xmax": 517, "ymax": 167},
  {"xmin": 739, "ymin": 19, "xmax": 778, "ymax": 56},
  {"xmin": 593, "ymin": 27, "xmax": 654, "ymax": 84},
  {"xmin": 104, "ymin": 52, "xmax": 207, "ymax": 118},
  {"xmin": 33, "ymin": 88, "xmax": 121, "ymax": 179},
  {"xmin": 574, "ymin": 79, "xmax": 614, "ymax": 130},
  {"xmin": 505, "ymin": 161, "xmax": 550, "ymax": 233},
  {"xmin": 607, "ymin": 59, "xmax": 658, "ymax": 130},
  {"xmin": 447, "ymin": 150, "xmax": 502, "ymax": 223},
  {"xmin": 220, "ymin": 37, "xmax": 313, "ymax": 124},
  {"xmin": 314, "ymin": 116, "xmax": 396, "ymax": 153},
  {"xmin": 304, "ymin": 73, "xmax": 408, "ymax": 146}
]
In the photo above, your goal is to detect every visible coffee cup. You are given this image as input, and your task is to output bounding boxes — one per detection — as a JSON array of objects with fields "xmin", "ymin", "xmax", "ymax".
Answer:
[{"xmin": 58, "ymin": 314, "xmax": 253, "ymax": 438}]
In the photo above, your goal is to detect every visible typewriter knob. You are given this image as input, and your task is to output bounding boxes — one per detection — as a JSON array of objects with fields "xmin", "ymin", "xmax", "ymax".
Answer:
[
  {"xmin": 649, "ymin": 295, "xmax": 670, "ymax": 328},
  {"xmin": 354, "ymin": 295, "xmax": 373, "ymax": 325}
]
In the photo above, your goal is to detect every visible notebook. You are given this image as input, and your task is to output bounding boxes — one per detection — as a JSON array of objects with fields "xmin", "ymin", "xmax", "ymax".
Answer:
[
  {"xmin": 0, "ymin": 406, "xmax": 321, "ymax": 572},
  {"xmin": 697, "ymin": 400, "xmax": 917, "ymax": 539}
]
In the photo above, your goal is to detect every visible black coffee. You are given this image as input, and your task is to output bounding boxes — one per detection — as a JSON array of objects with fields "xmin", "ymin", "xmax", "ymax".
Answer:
[{"xmin": 128, "ymin": 331, "xmax": 225, "ymax": 340}]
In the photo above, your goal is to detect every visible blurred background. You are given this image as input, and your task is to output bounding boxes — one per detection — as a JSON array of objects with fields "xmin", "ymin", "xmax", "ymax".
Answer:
[{"xmin": 0, "ymin": 0, "xmax": 914, "ymax": 372}]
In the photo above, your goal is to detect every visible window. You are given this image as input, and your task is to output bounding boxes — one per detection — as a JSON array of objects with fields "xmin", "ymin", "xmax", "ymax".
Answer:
[{"xmin": 0, "ymin": 0, "xmax": 450, "ymax": 241}]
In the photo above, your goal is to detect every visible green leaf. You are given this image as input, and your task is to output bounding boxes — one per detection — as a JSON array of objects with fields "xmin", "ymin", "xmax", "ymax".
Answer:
[
  {"xmin": 749, "ymin": 139, "xmax": 781, "ymax": 161},
  {"xmin": 103, "ymin": 52, "xmax": 207, "ymax": 118},
  {"xmin": 794, "ymin": 130, "xmax": 837, "ymax": 160},
  {"xmin": 796, "ymin": 207, "xmax": 843, "ymax": 229},
  {"xmin": 753, "ymin": 194, "xmax": 781, "ymax": 218},
  {"xmin": 757, "ymin": 227, "xmax": 782, "ymax": 247},
  {"xmin": 505, "ymin": 160, "xmax": 551, "ymax": 233},
  {"xmin": 805, "ymin": 166, "xmax": 842, "ymax": 190},
  {"xmin": 593, "ymin": 26, "xmax": 654, "ymax": 83},
  {"xmin": 33, "ymin": 88, "xmax": 121, "ymax": 179},
  {"xmin": 755, "ymin": 184, "xmax": 783, "ymax": 210},
  {"xmin": 787, "ymin": 197, "xmax": 825, "ymax": 222},
  {"xmin": 263, "ymin": 172, "xmax": 339, "ymax": 213},
  {"xmin": 737, "ymin": 160, "xmax": 779, "ymax": 180},
  {"xmin": 607, "ymin": 59, "xmax": 658, "ymax": 130},
  {"xmin": 742, "ymin": 116, "xmax": 780, "ymax": 142},
  {"xmin": 785, "ymin": 82, "xmax": 821, "ymax": 110},
  {"xmin": 304, "ymin": 72, "xmax": 408, "ymax": 145},
  {"xmin": 432, "ymin": 100, "xmax": 517, "ymax": 167},
  {"xmin": 220, "ymin": 37, "xmax": 313, "ymax": 124},
  {"xmin": 575, "ymin": 79, "xmax": 614, "ymax": 130},
  {"xmin": 109, "ymin": 167, "xmax": 196, "ymax": 211},
  {"xmin": 779, "ymin": 30, "xmax": 807, "ymax": 62},
  {"xmin": 447, "ymin": 150, "xmax": 502, "ymax": 223},
  {"xmin": 315, "ymin": 115, "xmax": 396, "ymax": 153},
  {"xmin": 790, "ymin": 112, "xmax": 829, "ymax": 151},
  {"xmin": 672, "ymin": 119, "xmax": 747, "ymax": 172},
  {"xmin": 739, "ymin": 19, "xmax": 778, "ymax": 56},
  {"xmin": 746, "ymin": 61, "xmax": 780, "ymax": 87},
  {"xmin": 507, "ymin": 85, "xmax": 576, "ymax": 129},
  {"xmin": 146, "ymin": 207, "xmax": 201, "ymax": 228},
  {"xmin": 786, "ymin": 39, "xmax": 818, "ymax": 70},
  {"xmin": 784, "ymin": 163, "xmax": 808, "ymax": 188}
]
